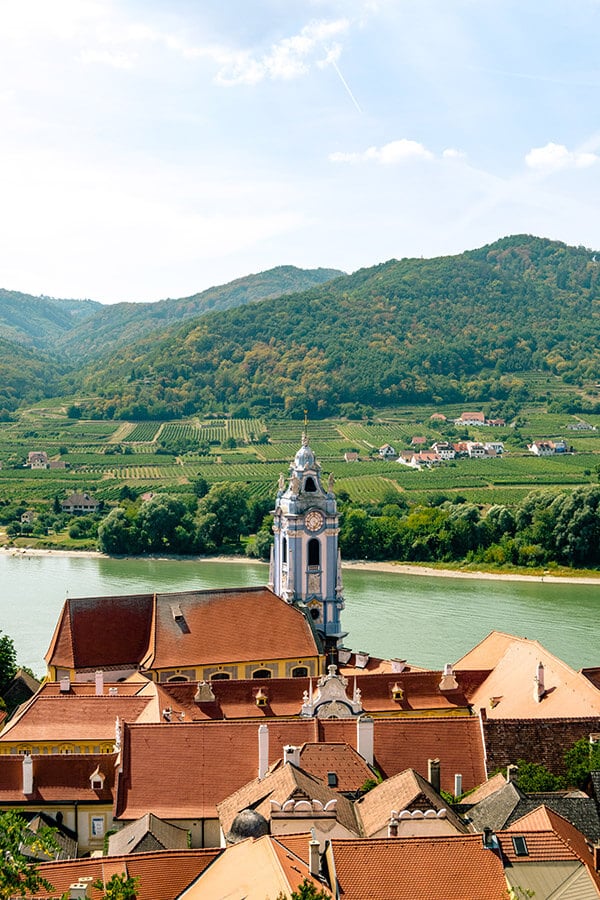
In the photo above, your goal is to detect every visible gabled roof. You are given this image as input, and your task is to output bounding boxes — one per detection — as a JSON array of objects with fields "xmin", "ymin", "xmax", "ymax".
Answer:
[
  {"xmin": 461, "ymin": 772, "xmax": 507, "ymax": 806},
  {"xmin": 355, "ymin": 768, "xmax": 468, "ymax": 837},
  {"xmin": 107, "ymin": 813, "xmax": 189, "ymax": 856},
  {"xmin": 0, "ymin": 753, "xmax": 117, "ymax": 804},
  {"xmin": 45, "ymin": 587, "xmax": 321, "ymax": 674},
  {"xmin": 455, "ymin": 631, "xmax": 600, "ymax": 718},
  {"xmin": 177, "ymin": 835, "xmax": 332, "ymax": 899},
  {"xmin": 217, "ymin": 761, "xmax": 359, "ymax": 837},
  {"xmin": 45, "ymin": 593, "xmax": 155, "ymax": 670},
  {"xmin": 145, "ymin": 587, "xmax": 320, "ymax": 669},
  {"xmin": 298, "ymin": 742, "xmax": 374, "ymax": 793},
  {"xmin": 326, "ymin": 835, "xmax": 508, "ymax": 899},
  {"xmin": 34, "ymin": 849, "xmax": 220, "ymax": 900}
]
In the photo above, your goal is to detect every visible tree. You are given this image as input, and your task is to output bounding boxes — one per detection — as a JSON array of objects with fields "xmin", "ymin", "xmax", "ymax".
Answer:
[
  {"xmin": 93, "ymin": 873, "xmax": 140, "ymax": 899},
  {"xmin": 0, "ymin": 809, "xmax": 60, "ymax": 898},
  {"xmin": 197, "ymin": 482, "xmax": 249, "ymax": 547},
  {"xmin": 514, "ymin": 760, "xmax": 566, "ymax": 791},
  {"xmin": 0, "ymin": 632, "xmax": 17, "ymax": 693},
  {"xmin": 564, "ymin": 737, "xmax": 600, "ymax": 788},
  {"xmin": 276, "ymin": 878, "xmax": 331, "ymax": 900}
]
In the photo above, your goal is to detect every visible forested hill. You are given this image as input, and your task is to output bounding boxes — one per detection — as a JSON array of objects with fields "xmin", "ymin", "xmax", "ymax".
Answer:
[
  {"xmin": 0, "ymin": 290, "xmax": 100, "ymax": 350},
  {"xmin": 56, "ymin": 265, "xmax": 344, "ymax": 360},
  {"xmin": 72, "ymin": 235, "xmax": 600, "ymax": 420}
]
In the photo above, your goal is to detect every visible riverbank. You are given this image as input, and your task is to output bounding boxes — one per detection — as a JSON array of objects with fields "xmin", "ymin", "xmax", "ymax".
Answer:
[{"xmin": 3, "ymin": 545, "xmax": 600, "ymax": 584}]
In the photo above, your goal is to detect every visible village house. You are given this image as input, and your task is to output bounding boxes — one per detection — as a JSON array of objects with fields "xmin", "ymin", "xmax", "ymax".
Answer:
[
  {"xmin": 455, "ymin": 411, "xmax": 486, "ymax": 426},
  {"xmin": 61, "ymin": 492, "xmax": 100, "ymax": 514},
  {"xmin": 430, "ymin": 441, "xmax": 455, "ymax": 460},
  {"xmin": 27, "ymin": 451, "xmax": 49, "ymax": 469},
  {"xmin": 378, "ymin": 443, "xmax": 397, "ymax": 458}
]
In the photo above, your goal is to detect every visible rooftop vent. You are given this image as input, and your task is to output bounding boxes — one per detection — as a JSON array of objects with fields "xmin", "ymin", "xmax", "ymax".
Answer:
[
  {"xmin": 354, "ymin": 652, "xmax": 370, "ymax": 669},
  {"xmin": 390, "ymin": 659, "xmax": 406, "ymax": 674}
]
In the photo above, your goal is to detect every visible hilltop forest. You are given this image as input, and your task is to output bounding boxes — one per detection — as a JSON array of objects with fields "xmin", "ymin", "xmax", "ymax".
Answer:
[{"xmin": 1, "ymin": 235, "xmax": 599, "ymax": 421}]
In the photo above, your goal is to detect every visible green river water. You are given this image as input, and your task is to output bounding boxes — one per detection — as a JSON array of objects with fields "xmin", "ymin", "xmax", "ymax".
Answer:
[{"xmin": 1, "ymin": 553, "xmax": 598, "ymax": 675}]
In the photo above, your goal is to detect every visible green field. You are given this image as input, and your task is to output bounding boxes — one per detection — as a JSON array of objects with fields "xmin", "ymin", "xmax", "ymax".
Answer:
[{"xmin": 1, "ymin": 404, "xmax": 599, "ymax": 513}]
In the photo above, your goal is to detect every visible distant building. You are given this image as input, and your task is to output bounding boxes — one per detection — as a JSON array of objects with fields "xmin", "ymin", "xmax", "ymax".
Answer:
[
  {"xmin": 61, "ymin": 492, "xmax": 100, "ymax": 515},
  {"xmin": 455, "ymin": 411, "xmax": 485, "ymax": 426},
  {"xmin": 28, "ymin": 451, "xmax": 49, "ymax": 469},
  {"xmin": 378, "ymin": 444, "xmax": 397, "ymax": 458},
  {"xmin": 528, "ymin": 441, "xmax": 555, "ymax": 456},
  {"xmin": 344, "ymin": 451, "xmax": 359, "ymax": 462}
]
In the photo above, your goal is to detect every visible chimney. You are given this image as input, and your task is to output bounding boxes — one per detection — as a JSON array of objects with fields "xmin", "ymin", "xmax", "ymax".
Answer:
[
  {"xmin": 428, "ymin": 758, "xmax": 441, "ymax": 793},
  {"xmin": 454, "ymin": 773, "xmax": 462, "ymax": 797},
  {"xmin": 59, "ymin": 675, "xmax": 71, "ymax": 693},
  {"xmin": 356, "ymin": 716, "xmax": 374, "ymax": 766},
  {"xmin": 309, "ymin": 830, "xmax": 320, "ymax": 877},
  {"xmin": 534, "ymin": 661, "xmax": 545, "ymax": 702},
  {"xmin": 593, "ymin": 843, "xmax": 600, "ymax": 872},
  {"xmin": 387, "ymin": 815, "xmax": 399, "ymax": 837},
  {"xmin": 68, "ymin": 884, "xmax": 90, "ymax": 900},
  {"xmin": 95, "ymin": 670, "xmax": 104, "ymax": 696},
  {"xmin": 283, "ymin": 745, "xmax": 301, "ymax": 767},
  {"xmin": 22, "ymin": 754, "xmax": 33, "ymax": 795},
  {"xmin": 439, "ymin": 663, "xmax": 458, "ymax": 691},
  {"xmin": 507, "ymin": 764, "xmax": 519, "ymax": 784},
  {"xmin": 258, "ymin": 724, "xmax": 269, "ymax": 779},
  {"xmin": 390, "ymin": 659, "xmax": 406, "ymax": 674}
]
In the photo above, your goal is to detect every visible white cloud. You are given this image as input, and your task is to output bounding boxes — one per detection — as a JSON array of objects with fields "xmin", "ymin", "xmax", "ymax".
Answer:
[
  {"xmin": 525, "ymin": 142, "xmax": 599, "ymax": 171},
  {"xmin": 329, "ymin": 139, "xmax": 436, "ymax": 164},
  {"xmin": 214, "ymin": 18, "xmax": 351, "ymax": 85},
  {"xmin": 79, "ymin": 47, "xmax": 136, "ymax": 69},
  {"xmin": 442, "ymin": 147, "xmax": 466, "ymax": 159}
]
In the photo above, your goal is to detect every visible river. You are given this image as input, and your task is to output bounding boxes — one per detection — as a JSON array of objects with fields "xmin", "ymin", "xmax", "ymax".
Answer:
[{"xmin": 0, "ymin": 553, "xmax": 598, "ymax": 676}]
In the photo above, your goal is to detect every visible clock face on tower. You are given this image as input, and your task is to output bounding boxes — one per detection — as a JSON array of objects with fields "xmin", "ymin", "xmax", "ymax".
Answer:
[{"xmin": 305, "ymin": 510, "xmax": 324, "ymax": 532}]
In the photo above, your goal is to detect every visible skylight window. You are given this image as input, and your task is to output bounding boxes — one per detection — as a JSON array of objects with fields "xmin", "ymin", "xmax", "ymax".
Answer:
[{"xmin": 512, "ymin": 835, "xmax": 529, "ymax": 856}]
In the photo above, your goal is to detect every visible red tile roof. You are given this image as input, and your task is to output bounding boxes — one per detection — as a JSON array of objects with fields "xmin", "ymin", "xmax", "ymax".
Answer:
[
  {"xmin": 115, "ymin": 719, "xmax": 321, "ymax": 820},
  {"xmin": 145, "ymin": 587, "xmax": 320, "ymax": 669},
  {"xmin": 46, "ymin": 593, "xmax": 155, "ymax": 670},
  {"xmin": 319, "ymin": 717, "xmax": 487, "ymax": 793},
  {"xmin": 298, "ymin": 743, "xmax": 374, "ymax": 793},
  {"xmin": 0, "ymin": 753, "xmax": 117, "ymax": 804},
  {"xmin": 327, "ymin": 835, "xmax": 508, "ymax": 899},
  {"xmin": 34, "ymin": 849, "xmax": 220, "ymax": 900}
]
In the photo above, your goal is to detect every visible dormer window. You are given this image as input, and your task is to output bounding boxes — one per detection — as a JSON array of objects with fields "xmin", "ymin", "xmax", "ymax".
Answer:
[{"xmin": 90, "ymin": 766, "xmax": 105, "ymax": 791}]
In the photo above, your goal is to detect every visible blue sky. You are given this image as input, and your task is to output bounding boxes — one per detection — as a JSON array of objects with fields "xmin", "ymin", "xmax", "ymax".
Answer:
[{"xmin": 0, "ymin": 0, "xmax": 598, "ymax": 303}]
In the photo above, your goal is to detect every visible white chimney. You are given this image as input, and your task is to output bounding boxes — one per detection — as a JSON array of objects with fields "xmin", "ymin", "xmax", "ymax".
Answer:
[
  {"xmin": 284, "ymin": 745, "xmax": 301, "ymax": 767},
  {"xmin": 439, "ymin": 663, "xmax": 458, "ymax": 692},
  {"xmin": 454, "ymin": 773, "xmax": 462, "ymax": 797},
  {"xmin": 22, "ymin": 754, "xmax": 33, "ymax": 795},
  {"xmin": 59, "ymin": 676, "xmax": 71, "ymax": 693},
  {"xmin": 534, "ymin": 661, "xmax": 545, "ymax": 702},
  {"xmin": 258, "ymin": 724, "xmax": 269, "ymax": 779},
  {"xmin": 390, "ymin": 659, "xmax": 406, "ymax": 674},
  {"xmin": 69, "ymin": 884, "xmax": 90, "ymax": 899},
  {"xmin": 356, "ymin": 716, "xmax": 374, "ymax": 766},
  {"xmin": 95, "ymin": 670, "xmax": 104, "ymax": 696},
  {"xmin": 387, "ymin": 815, "xmax": 399, "ymax": 837}
]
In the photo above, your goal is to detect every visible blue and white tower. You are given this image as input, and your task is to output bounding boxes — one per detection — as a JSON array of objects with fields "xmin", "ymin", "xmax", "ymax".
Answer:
[{"xmin": 270, "ymin": 432, "xmax": 346, "ymax": 654}]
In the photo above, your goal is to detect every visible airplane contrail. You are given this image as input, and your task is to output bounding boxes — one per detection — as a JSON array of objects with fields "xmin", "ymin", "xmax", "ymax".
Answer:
[{"xmin": 331, "ymin": 58, "xmax": 362, "ymax": 113}]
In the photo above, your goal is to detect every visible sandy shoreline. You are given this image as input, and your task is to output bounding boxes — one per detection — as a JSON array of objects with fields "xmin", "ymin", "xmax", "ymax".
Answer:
[{"xmin": 3, "ymin": 545, "xmax": 600, "ymax": 585}]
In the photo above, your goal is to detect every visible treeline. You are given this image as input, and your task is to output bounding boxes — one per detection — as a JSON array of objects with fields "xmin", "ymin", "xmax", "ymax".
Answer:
[
  {"xmin": 72, "ymin": 235, "xmax": 600, "ymax": 420},
  {"xmin": 338, "ymin": 485, "xmax": 600, "ymax": 568},
  {"xmin": 95, "ymin": 480, "xmax": 600, "ymax": 571}
]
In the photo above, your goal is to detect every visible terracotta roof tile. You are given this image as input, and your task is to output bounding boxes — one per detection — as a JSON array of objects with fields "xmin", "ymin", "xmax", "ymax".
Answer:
[
  {"xmin": 0, "ymin": 753, "xmax": 117, "ymax": 803},
  {"xmin": 34, "ymin": 849, "xmax": 219, "ymax": 900},
  {"xmin": 217, "ymin": 762, "xmax": 359, "ymax": 836},
  {"xmin": 319, "ymin": 716, "xmax": 487, "ymax": 793},
  {"xmin": 355, "ymin": 768, "xmax": 467, "ymax": 837},
  {"xmin": 328, "ymin": 835, "xmax": 508, "ymax": 899},
  {"xmin": 461, "ymin": 772, "xmax": 507, "ymax": 805},
  {"xmin": 147, "ymin": 587, "xmax": 320, "ymax": 669},
  {"xmin": 298, "ymin": 742, "xmax": 374, "ymax": 793},
  {"xmin": 46, "ymin": 593, "xmax": 155, "ymax": 670},
  {"xmin": 116, "ymin": 719, "xmax": 320, "ymax": 820}
]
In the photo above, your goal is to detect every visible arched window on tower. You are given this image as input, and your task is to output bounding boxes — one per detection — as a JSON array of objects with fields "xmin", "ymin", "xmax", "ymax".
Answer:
[
  {"xmin": 282, "ymin": 536, "xmax": 287, "ymax": 564},
  {"xmin": 308, "ymin": 538, "xmax": 320, "ymax": 567},
  {"xmin": 304, "ymin": 477, "xmax": 317, "ymax": 492}
]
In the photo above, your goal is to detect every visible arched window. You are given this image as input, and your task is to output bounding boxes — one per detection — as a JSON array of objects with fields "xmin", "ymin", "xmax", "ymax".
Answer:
[
  {"xmin": 252, "ymin": 668, "xmax": 272, "ymax": 679},
  {"xmin": 210, "ymin": 672, "xmax": 231, "ymax": 681},
  {"xmin": 304, "ymin": 477, "xmax": 317, "ymax": 492},
  {"xmin": 308, "ymin": 538, "xmax": 320, "ymax": 566},
  {"xmin": 291, "ymin": 666, "xmax": 309, "ymax": 678},
  {"xmin": 167, "ymin": 675, "xmax": 189, "ymax": 683},
  {"xmin": 282, "ymin": 536, "xmax": 287, "ymax": 563}
]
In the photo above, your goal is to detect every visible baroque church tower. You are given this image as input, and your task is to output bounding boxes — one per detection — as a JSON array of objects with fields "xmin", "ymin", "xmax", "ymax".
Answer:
[{"xmin": 270, "ymin": 432, "xmax": 346, "ymax": 656}]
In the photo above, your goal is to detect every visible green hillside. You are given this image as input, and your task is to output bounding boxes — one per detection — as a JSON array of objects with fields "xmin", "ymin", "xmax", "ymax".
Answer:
[
  {"xmin": 73, "ymin": 235, "xmax": 600, "ymax": 420},
  {"xmin": 0, "ymin": 290, "xmax": 100, "ymax": 349},
  {"xmin": 55, "ymin": 265, "xmax": 344, "ymax": 360}
]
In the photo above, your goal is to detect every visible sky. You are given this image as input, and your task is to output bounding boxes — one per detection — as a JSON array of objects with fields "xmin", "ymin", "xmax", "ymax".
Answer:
[{"xmin": 0, "ymin": 0, "xmax": 598, "ymax": 304}]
